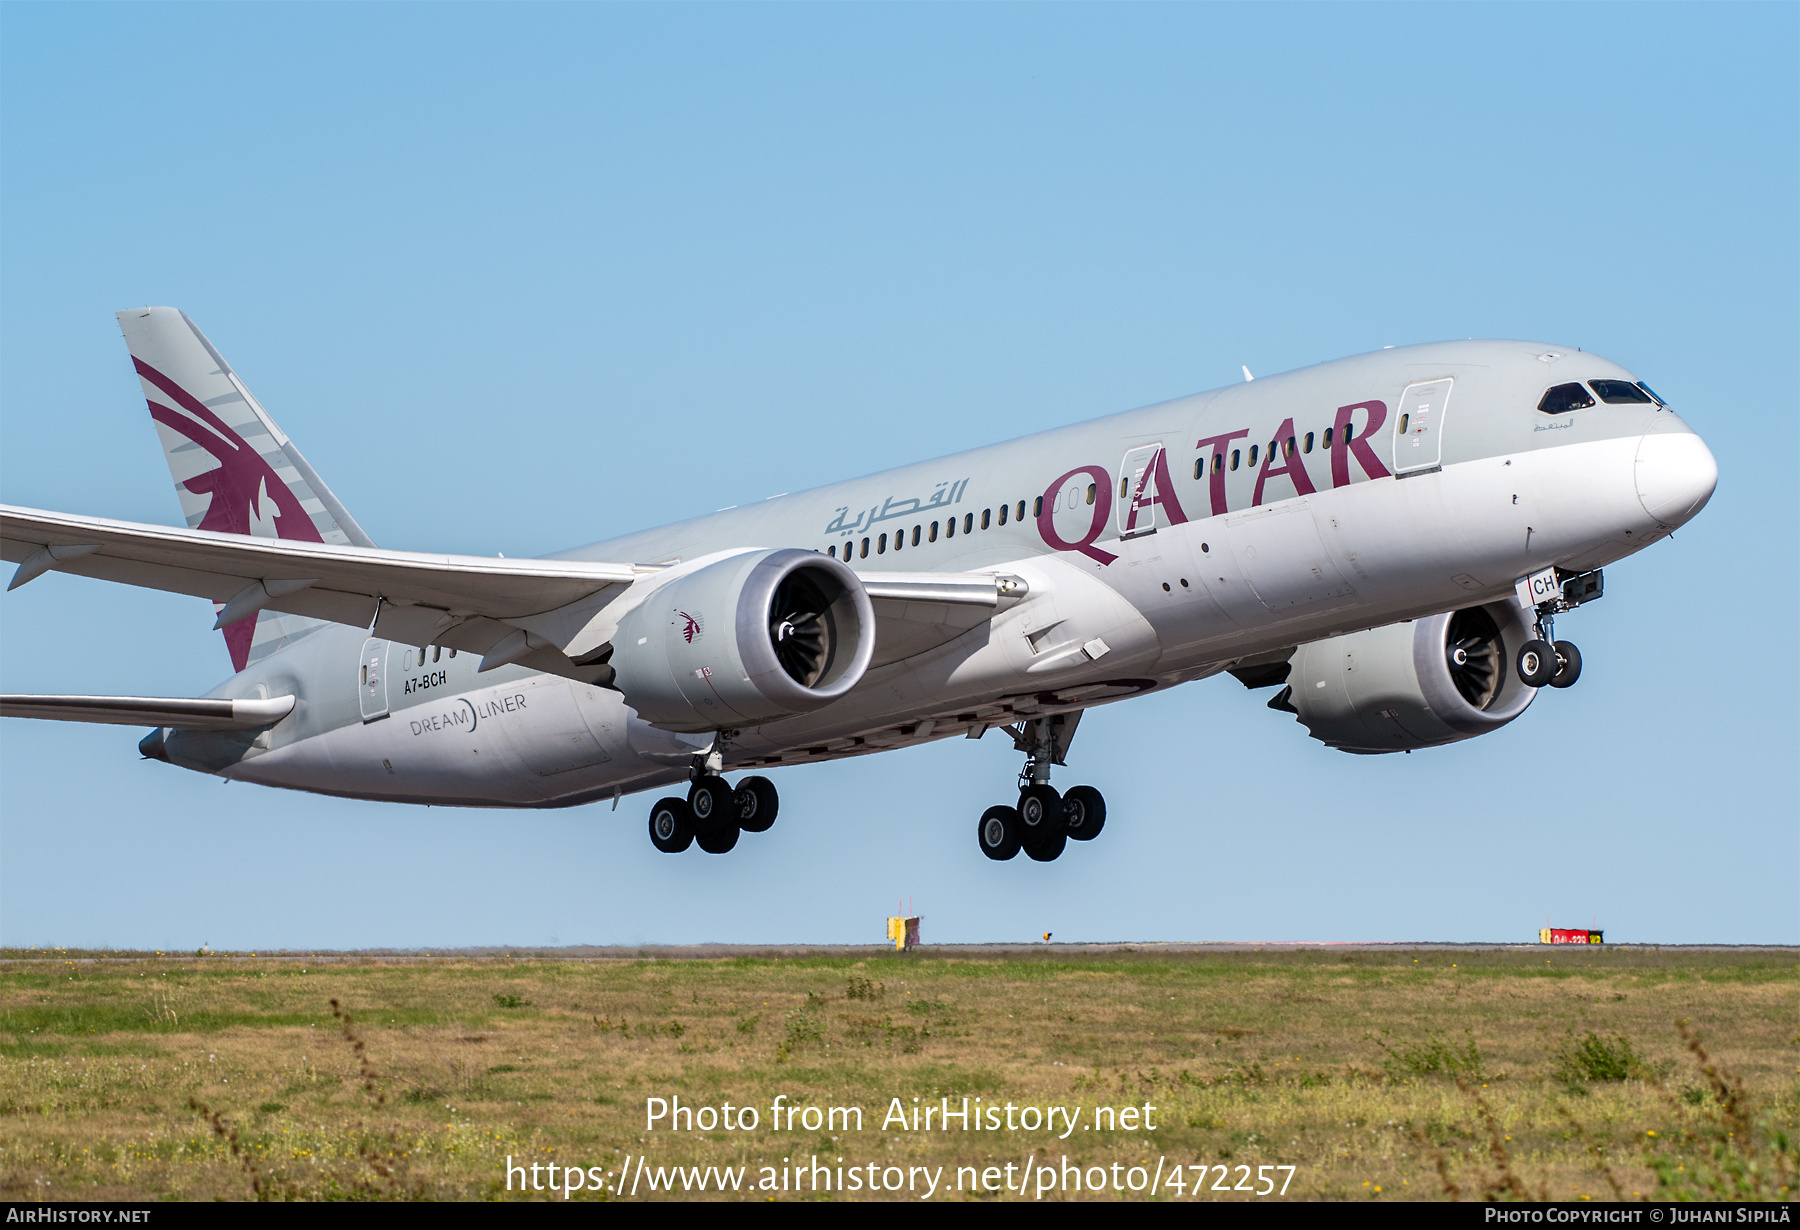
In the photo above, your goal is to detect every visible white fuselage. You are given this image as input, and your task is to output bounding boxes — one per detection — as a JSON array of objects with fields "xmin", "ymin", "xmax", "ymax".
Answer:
[{"xmin": 203, "ymin": 340, "xmax": 1715, "ymax": 807}]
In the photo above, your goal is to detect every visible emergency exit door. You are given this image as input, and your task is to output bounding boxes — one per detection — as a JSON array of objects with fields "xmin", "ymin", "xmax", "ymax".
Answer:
[
  {"xmin": 1117, "ymin": 443, "xmax": 1166, "ymax": 538},
  {"xmin": 1393, "ymin": 378, "xmax": 1452, "ymax": 474},
  {"xmin": 359, "ymin": 638, "xmax": 391, "ymax": 722}
]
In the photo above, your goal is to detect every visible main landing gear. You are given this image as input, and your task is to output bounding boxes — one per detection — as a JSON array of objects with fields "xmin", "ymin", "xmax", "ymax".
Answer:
[
  {"xmin": 977, "ymin": 714, "xmax": 1107, "ymax": 863},
  {"xmin": 648, "ymin": 775, "xmax": 779, "ymax": 854},
  {"xmin": 648, "ymin": 732, "xmax": 779, "ymax": 855}
]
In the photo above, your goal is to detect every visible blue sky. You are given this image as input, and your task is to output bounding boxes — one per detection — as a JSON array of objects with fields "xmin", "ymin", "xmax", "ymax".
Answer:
[{"xmin": 2, "ymin": 3, "xmax": 1794, "ymax": 947}]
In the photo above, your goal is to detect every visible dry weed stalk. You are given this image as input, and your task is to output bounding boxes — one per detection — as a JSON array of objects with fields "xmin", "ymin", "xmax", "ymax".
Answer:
[
  {"xmin": 188, "ymin": 1096, "xmax": 283, "ymax": 1201},
  {"xmin": 1676, "ymin": 1018, "xmax": 1750, "ymax": 1139},
  {"xmin": 328, "ymin": 998, "xmax": 423, "ymax": 1199},
  {"xmin": 1412, "ymin": 1127, "xmax": 1461, "ymax": 1201},
  {"xmin": 331, "ymin": 998, "xmax": 385, "ymax": 1107},
  {"xmin": 1551, "ymin": 1106, "xmax": 1631, "ymax": 1200},
  {"xmin": 1456, "ymin": 1077, "xmax": 1548, "ymax": 1202},
  {"xmin": 1649, "ymin": 1019, "xmax": 1796, "ymax": 1201}
]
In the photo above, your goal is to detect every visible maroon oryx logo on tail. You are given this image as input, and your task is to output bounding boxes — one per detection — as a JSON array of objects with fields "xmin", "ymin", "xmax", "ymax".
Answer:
[{"xmin": 136, "ymin": 358, "xmax": 322, "ymax": 669}]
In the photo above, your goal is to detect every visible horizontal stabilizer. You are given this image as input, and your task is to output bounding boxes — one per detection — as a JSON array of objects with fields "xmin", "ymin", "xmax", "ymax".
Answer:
[{"xmin": 0, "ymin": 693, "xmax": 296, "ymax": 731}]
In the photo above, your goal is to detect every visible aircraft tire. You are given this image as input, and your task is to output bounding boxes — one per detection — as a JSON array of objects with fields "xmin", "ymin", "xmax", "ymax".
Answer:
[
  {"xmin": 1061, "ymin": 785, "xmax": 1107, "ymax": 841},
  {"xmin": 735, "ymin": 776, "xmax": 779, "ymax": 833},
  {"xmin": 1024, "ymin": 828, "xmax": 1067, "ymax": 862},
  {"xmin": 1017, "ymin": 784, "xmax": 1064, "ymax": 841},
  {"xmin": 648, "ymin": 797, "xmax": 695, "ymax": 854},
  {"xmin": 978, "ymin": 806, "xmax": 1023, "ymax": 861},
  {"xmin": 688, "ymin": 774, "xmax": 735, "ymax": 834},
  {"xmin": 1516, "ymin": 639, "xmax": 1557, "ymax": 688},
  {"xmin": 1549, "ymin": 641, "xmax": 1582, "ymax": 689},
  {"xmin": 696, "ymin": 823, "xmax": 741, "ymax": 855}
]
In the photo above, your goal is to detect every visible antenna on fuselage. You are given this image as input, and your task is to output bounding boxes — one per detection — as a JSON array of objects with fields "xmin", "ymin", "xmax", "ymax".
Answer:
[{"xmin": 1241, "ymin": 366, "xmax": 1255, "ymax": 382}]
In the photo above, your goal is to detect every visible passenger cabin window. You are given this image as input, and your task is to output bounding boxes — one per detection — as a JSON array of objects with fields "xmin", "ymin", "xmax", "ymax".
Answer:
[
  {"xmin": 912, "ymin": 525, "xmax": 921, "ymax": 546},
  {"xmin": 945, "ymin": 518, "xmax": 955, "ymax": 539},
  {"xmin": 1538, "ymin": 382, "xmax": 1596, "ymax": 414},
  {"xmin": 1032, "ymin": 496, "xmax": 1043, "ymax": 517},
  {"xmin": 997, "ymin": 503, "xmax": 1008, "ymax": 526},
  {"xmin": 1247, "ymin": 444, "xmax": 1258, "ymax": 466},
  {"xmin": 878, "ymin": 533, "xmax": 887, "ymax": 554},
  {"xmin": 1230, "ymin": 449, "xmax": 1241, "ymax": 471},
  {"xmin": 860, "ymin": 537, "xmax": 870, "ymax": 558},
  {"xmin": 1085, "ymin": 483, "xmax": 1096, "ymax": 505},
  {"xmin": 981, "ymin": 509, "xmax": 991, "ymax": 530},
  {"xmin": 964, "ymin": 513, "xmax": 974, "ymax": 534},
  {"xmin": 828, "ymin": 545, "xmax": 836, "ymax": 558},
  {"xmin": 1589, "ymin": 379, "xmax": 1653, "ymax": 405},
  {"xmin": 1212, "ymin": 453, "xmax": 1223, "ymax": 475},
  {"xmin": 1016, "ymin": 500, "xmax": 1026, "ymax": 521},
  {"xmin": 929, "ymin": 521, "xmax": 939, "ymax": 541},
  {"xmin": 1304, "ymin": 431, "xmax": 1315, "ymax": 453},
  {"xmin": 1322, "ymin": 427, "xmax": 1333, "ymax": 448}
]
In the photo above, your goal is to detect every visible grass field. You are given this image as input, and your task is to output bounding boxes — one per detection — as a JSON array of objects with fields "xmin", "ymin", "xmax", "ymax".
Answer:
[{"xmin": 0, "ymin": 945, "xmax": 1793, "ymax": 1201}]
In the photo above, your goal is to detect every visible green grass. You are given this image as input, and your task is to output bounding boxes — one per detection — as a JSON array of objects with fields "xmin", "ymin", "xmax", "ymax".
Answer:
[{"xmin": 0, "ymin": 946, "xmax": 1792, "ymax": 1201}]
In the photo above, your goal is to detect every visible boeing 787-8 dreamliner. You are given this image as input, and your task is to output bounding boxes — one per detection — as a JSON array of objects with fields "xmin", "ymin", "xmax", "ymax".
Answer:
[{"xmin": 0, "ymin": 309, "xmax": 1717, "ymax": 861}]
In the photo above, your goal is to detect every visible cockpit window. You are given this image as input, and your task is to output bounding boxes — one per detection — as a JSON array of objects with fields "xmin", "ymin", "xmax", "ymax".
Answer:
[
  {"xmin": 1537, "ymin": 382, "xmax": 1596, "ymax": 414},
  {"xmin": 1635, "ymin": 382, "xmax": 1666, "ymax": 406},
  {"xmin": 1589, "ymin": 379, "xmax": 1653, "ymax": 405}
]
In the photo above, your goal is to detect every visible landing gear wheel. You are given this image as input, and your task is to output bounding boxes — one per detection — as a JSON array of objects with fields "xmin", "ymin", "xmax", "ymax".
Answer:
[
  {"xmin": 1017, "ymin": 784, "xmax": 1064, "ymax": 840},
  {"xmin": 1061, "ymin": 785, "xmax": 1107, "ymax": 841},
  {"xmin": 695, "ymin": 823, "xmax": 740, "ymax": 854},
  {"xmin": 648, "ymin": 797, "xmax": 694, "ymax": 853},
  {"xmin": 688, "ymin": 774, "xmax": 734, "ymax": 834},
  {"xmin": 978, "ymin": 805, "xmax": 1022, "ymax": 861},
  {"xmin": 1024, "ymin": 829, "xmax": 1067, "ymax": 862},
  {"xmin": 734, "ymin": 775, "xmax": 779, "ymax": 833},
  {"xmin": 1549, "ymin": 641, "xmax": 1582, "ymax": 689},
  {"xmin": 1516, "ymin": 639, "xmax": 1557, "ymax": 688}
]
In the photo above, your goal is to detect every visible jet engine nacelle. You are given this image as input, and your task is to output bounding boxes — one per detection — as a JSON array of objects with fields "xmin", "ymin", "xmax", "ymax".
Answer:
[
  {"xmin": 610, "ymin": 549, "xmax": 875, "ymax": 733},
  {"xmin": 1273, "ymin": 600, "xmax": 1539, "ymax": 754}
]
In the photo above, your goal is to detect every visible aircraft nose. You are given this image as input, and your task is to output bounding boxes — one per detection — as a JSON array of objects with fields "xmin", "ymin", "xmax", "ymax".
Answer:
[{"xmin": 1634, "ymin": 431, "xmax": 1718, "ymax": 529}]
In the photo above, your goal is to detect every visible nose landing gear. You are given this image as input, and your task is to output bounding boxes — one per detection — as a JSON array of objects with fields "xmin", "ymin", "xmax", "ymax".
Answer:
[
  {"xmin": 1516, "ymin": 570, "xmax": 1598, "ymax": 690},
  {"xmin": 976, "ymin": 714, "xmax": 1105, "ymax": 863}
]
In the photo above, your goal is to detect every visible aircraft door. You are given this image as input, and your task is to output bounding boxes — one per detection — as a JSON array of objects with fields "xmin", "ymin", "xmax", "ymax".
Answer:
[
  {"xmin": 358, "ymin": 638, "xmax": 391, "ymax": 722},
  {"xmin": 1117, "ymin": 443, "xmax": 1165, "ymax": 539},
  {"xmin": 1393, "ymin": 378, "xmax": 1452, "ymax": 474}
]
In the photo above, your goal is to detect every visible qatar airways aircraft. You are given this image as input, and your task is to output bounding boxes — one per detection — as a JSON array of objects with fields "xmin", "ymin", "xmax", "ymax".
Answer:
[{"xmin": 1, "ymin": 309, "xmax": 1716, "ymax": 862}]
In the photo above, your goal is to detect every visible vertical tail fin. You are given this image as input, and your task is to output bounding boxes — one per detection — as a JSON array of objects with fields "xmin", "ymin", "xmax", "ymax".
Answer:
[{"xmin": 116, "ymin": 307, "xmax": 374, "ymax": 670}]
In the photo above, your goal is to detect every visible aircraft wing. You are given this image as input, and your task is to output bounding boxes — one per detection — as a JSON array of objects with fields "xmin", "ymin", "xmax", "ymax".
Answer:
[
  {"xmin": 2, "ymin": 506, "xmax": 1018, "ymax": 684},
  {"xmin": 0, "ymin": 693, "xmax": 295, "ymax": 731},
  {"xmin": 1, "ymin": 505, "xmax": 648, "ymax": 681}
]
